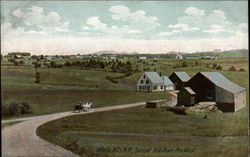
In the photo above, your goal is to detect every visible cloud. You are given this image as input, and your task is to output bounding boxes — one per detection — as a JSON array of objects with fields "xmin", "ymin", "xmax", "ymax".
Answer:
[
  {"xmin": 184, "ymin": 7, "xmax": 205, "ymax": 16},
  {"xmin": 1, "ymin": 23, "xmax": 25, "ymax": 38},
  {"xmin": 86, "ymin": 16, "xmax": 107, "ymax": 30},
  {"xmin": 109, "ymin": 5, "xmax": 160, "ymax": 31},
  {"xmin": 82, "ymin": 16, "xmax": 141, "ymax": 38},
  {"xmin": 177, "ymin": 7, "xmax": 231, "ymax": 32},
  {"xmin": 168, "ymin": 24, "xmax": 199, "ymax": 32},
  {"xmin": 12, "ymin": 5, "xmax": 69, "ymax": 32},
  {"xmin": 203, "ymin": 24, "xmax": 227, "ymax": 33}
]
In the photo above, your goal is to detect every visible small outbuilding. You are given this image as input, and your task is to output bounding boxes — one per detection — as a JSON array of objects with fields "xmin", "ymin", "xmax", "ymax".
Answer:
[
  {"xmin": 177, "ymin": 87, "xmax": 196, "ymax": 107},
  {"xmin": 161, "ymin": 76, "xmax": 175, "ymax": 91},
  {"xmin": 169, "ymin": 72, "xmax": 191, "ymax": 90}
]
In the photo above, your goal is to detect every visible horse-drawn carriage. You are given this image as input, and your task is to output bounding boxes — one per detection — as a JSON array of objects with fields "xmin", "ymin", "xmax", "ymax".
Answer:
[{"xmin": 74, "ymin": 102, "xmax": 92, "ymax": 112}]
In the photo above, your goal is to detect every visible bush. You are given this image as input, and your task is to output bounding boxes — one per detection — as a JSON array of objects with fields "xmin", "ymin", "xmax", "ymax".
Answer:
[
  {"xmin": 8, "ymin": 102, "xmax": 21, "ymax": 115},
  {"xmin": 20, "ymin": 102, "xmax": 32, "ymax": 114},
  {"xmin": 2, "ymin": 105, "xmax": 10, "ymax": 116},
  {"xmin": 212, "ymin": 63, "xmax": 217, "ymax": 69},
  {"xmin": 7, "ymin": 102, "xmax": 32, "ymax": 116},
  {"xmin": 216, "ymin": 65, "xmax": 223, "ymax": 70},
  {"xmin": 182, "ymin": 61, "xmax": 188, "ymax": 67},
  {"xmin": 239, "ymin": 68, "xmax": 246, "ymax": 72},
  {"xmin": 229, "ymin": 66, "xmax": 237, "ymax": 71},
  {"xmin": 8, "ymin": 58, "xmax": 16, "ymax": 63}
]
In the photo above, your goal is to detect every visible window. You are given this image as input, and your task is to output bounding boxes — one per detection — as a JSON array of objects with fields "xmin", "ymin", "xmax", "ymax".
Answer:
[
  {"xmin": 139, "ymin": 86, "xmax": 142, "ymax": 90},
  {"xmin": 153, "ymin": 85, "xmax": 157, "ymax": 90},
  {"xmin": 143, "ymin": 75, "xmax": 146, "ymax": 79},
  {"xmin": 141, "ymin": 80, "xmax": 144, "ymax": 84},
  {"xmin": 146, "ymin": 80, "xmax": 149, "ymax": 84},
  {"xmin": 161, "ymin": 85, "xmax": 164, "ymax": 89}
]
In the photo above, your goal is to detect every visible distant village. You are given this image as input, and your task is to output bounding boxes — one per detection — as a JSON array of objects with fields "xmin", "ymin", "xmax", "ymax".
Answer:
[{"xmin": 3, "ymin": 49, "xmax": 247, "ymax": 61}]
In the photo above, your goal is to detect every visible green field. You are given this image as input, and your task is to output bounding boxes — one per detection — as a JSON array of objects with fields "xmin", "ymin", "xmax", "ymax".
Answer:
[
  {"xmin": 36, "ymin": 60, "xmax": 248, "ymax": 157},
  {"xmin": 37, "ymin": 106, "xmax": 248, "ymax": 157},
  {"xmin": 1, "ymin": 64, "xmax": 171, "ymax": 118}
]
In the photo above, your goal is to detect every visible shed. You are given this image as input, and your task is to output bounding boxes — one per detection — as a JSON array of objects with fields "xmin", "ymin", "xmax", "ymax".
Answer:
[
  {"xmin": 187, "ymin": 72, "xmax": 246, "ymax": 112},
  {"xmin": 169, "ymin": 72, "xmax": 191, "ymax": 90},
  {"xmin": 161, "ymin": 76, "xmax": 175, "ymax": 91},
  {"xmin": 177, "ymin": 87, "xmax": 196, "ymax": 107}
]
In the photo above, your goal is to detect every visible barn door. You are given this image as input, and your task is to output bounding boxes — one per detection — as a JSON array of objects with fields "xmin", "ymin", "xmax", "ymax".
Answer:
[{"xmin": 205, "ymin": 89, "xmax": 215, "ymax": 101}]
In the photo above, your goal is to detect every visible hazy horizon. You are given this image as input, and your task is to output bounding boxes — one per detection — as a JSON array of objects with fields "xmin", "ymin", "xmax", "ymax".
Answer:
[{"xmin": 1, "ymin": 1, "xmax": 248, "ymax": 55}]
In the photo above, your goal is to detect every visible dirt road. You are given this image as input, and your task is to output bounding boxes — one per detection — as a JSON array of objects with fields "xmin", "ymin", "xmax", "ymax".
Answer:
[{"xmin": 2, "ymin": 101, "xmax": 147, "ymax": 157}]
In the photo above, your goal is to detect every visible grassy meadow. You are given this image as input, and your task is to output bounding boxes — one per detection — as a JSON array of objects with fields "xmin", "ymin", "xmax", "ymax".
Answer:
[
  {"xmin": 35, "ymin": 57, "xmax": 248, "ymax": 157},
  {"xmin": 37, "ymin": 106, "xmax": 248, "ymax": 157}
]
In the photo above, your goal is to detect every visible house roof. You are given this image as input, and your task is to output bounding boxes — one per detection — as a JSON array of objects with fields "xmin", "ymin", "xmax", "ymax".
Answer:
[
  {"xmin": 144, "ymin": 72, "xmax": 164, "ymax": 84},
  {"xmin": 162, "ymin": 76, "xmax": 174, "ymax": 85},
  {"xmin": 199, "ymin": 72, "xmax": 245, "ymax": 94},
  {"xmin": 172, "ymin": 72, "xmax": 191, "ymax": 82},
  {"xmin": 184, "ymin": 87, "xmax": 196, "ymax": 95}
]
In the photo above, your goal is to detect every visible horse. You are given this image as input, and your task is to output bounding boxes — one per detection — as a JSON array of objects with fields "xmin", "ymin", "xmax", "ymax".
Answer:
[
  {"xmin": 74, "ymin": 104, "xmax": 83, "ymax": 112},
  {"xmin": 82, "ymin": 102, "xmax": 92, "ymax": 112}
]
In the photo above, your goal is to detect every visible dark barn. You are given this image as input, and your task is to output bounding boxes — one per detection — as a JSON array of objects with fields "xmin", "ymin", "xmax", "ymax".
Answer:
[
  {"xmin": 177, "ymin": 87, "xmax": 196, "ymax": 107},
  {"xmin": 169, "ymin": 72, "xmax": 191, "ymax": 90},
  {"xmin": 187, "ymin": 72, "xmax": 246, "ymax": 112}
]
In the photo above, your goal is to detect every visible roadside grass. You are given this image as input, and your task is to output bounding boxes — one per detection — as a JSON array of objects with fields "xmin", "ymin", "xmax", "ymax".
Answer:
[
  {"xmin": 1, "ymin": 121, "xmax": 23, "ymax": 129},
  {"xmin": 37, "ymin": 106, "xmax": 248, "ymax": 157},
  {"xmin": 2, "ymin": 89, "xmax": 171, "ymax": 119}
]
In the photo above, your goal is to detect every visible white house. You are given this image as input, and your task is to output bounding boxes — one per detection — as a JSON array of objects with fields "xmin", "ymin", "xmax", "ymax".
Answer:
[
  {"xmin": 137, "ymin": 72, "xmax": 164, "ymax": 92},
  {"xmin": 139, "ymin": 56, "xmax": 147, "ymax": 60},
  {"xmin": 162, "ymin": 76, "xmax": 175, "ymax": 91},
  {"xmin": 175, "ymin": 53, "xmax": 183, "ymax": 59}
]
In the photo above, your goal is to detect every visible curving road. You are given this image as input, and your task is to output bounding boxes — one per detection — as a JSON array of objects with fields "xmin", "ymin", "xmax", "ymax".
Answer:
[{"xmin": 2, "ymin": 101, "xmax": 151, "ymax": 157}]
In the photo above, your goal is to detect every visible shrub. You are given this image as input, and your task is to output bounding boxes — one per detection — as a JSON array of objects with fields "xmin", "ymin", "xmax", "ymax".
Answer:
[
  {"xmin": 7, "ymin": 102, "xmax": 32, "ymax": 116},
  {"xmin": 2, "ymin": 105, "xmax": 10, "ymax": 116},
  {"xmin": 8, "ymin": 58, "xmax": 16, "ymax": 63},
  {"xmin": 19, "ymin": 60, "xmax": 25, "ymax": 65},
  {"xmin": 212, "ymin": 63, "xmax": 217, "ymax": 69},
  {"xmin": 182, "ymin": 61, "xmax": 188, "ymax": 67},
  {"xmin": 64, "ymin": 61, "xmax": 72, "ymax": 67},
  {"xmin": 216, "ymin": 65, "xmax": 223, "ymax": 70},
  {"xmin": 8, "ymin": 102, "xmax": 21, "ymax": 115},
  {"xmin": 20, "ymin": 102, "xmax": 32, "ymax": 114},
  {"xmin": 229, "ymin": 66, "xmax": 237, "ymax": 71},
  {"xmin": 239, "ymin": 68, "xmax": 246, "ymax": 72}
]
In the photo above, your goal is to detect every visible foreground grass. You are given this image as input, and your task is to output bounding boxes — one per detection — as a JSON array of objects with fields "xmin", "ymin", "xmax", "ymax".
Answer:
[
  {"xmin": 1, "ymin": 121, "xmax": 22, "ymax": 129},
  {"xmin": 37, "ymin": 106, "xmax": 248, "ymax": 157}
]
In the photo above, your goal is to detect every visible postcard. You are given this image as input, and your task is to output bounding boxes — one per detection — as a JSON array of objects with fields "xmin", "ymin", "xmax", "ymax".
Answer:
[{"xmin": 1, "ymin": 1, "xmax": 248, "ymax": 157}]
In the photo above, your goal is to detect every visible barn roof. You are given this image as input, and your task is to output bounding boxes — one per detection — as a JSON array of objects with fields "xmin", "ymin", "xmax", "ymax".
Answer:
[
  {"xmin": 172, "ymin": 72, "xmax": 191, "ymax": 82},
  {"xmin": 144, "ymin": 72, "xmax": 164, "ymax": 84},
  {"xmin": 184, "ymin": 87, "xmax": 196, "ymax": 95},
  {"xmin": 199, "ymin": 72, "xmax": 245, "ymax": 94},
  {"xmin": 162, "ymin": 76, "xmax": 174, "ymax": 85}
]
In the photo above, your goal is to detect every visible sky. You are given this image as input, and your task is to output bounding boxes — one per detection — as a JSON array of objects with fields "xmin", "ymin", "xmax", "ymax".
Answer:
[{"xmin": 1, "ymin": 1, "xmax": 248, "ymax": 55}]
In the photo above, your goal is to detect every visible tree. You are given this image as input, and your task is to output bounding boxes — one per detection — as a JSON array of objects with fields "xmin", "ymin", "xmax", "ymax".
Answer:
[
  {"xmin": 182, "ymin": 61, "xmax": 188, "ymax": 67},
  {"xmin": 239, "ymin": 68, "xmax": 246, "ymax": 72},
  {"xmin": 229, "ymin": 66, "xmax": 237, "ymax": 71},
  {"xmin": 212, "ymin": 63, "xmax": 217, "ymax": 69},
  {"xmin": 8, "ymin": 102, "xmax": 21, "ymax": 115},
  {"xmin": 19, "ymin": 60, "xmax": 25, "ymax": 65},
  {"xmin": 216, "ymin": 65, "xmax": 222, "ymax": 70},
  {"xmin": 195, "ymin": 61, "xmax": 198, "ymax": 66}
]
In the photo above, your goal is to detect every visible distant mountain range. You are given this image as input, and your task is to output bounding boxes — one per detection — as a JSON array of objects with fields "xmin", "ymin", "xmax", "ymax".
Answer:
[{"xmin": 92, "ymin": 49, "xmax": 248, "ymax": 55}]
